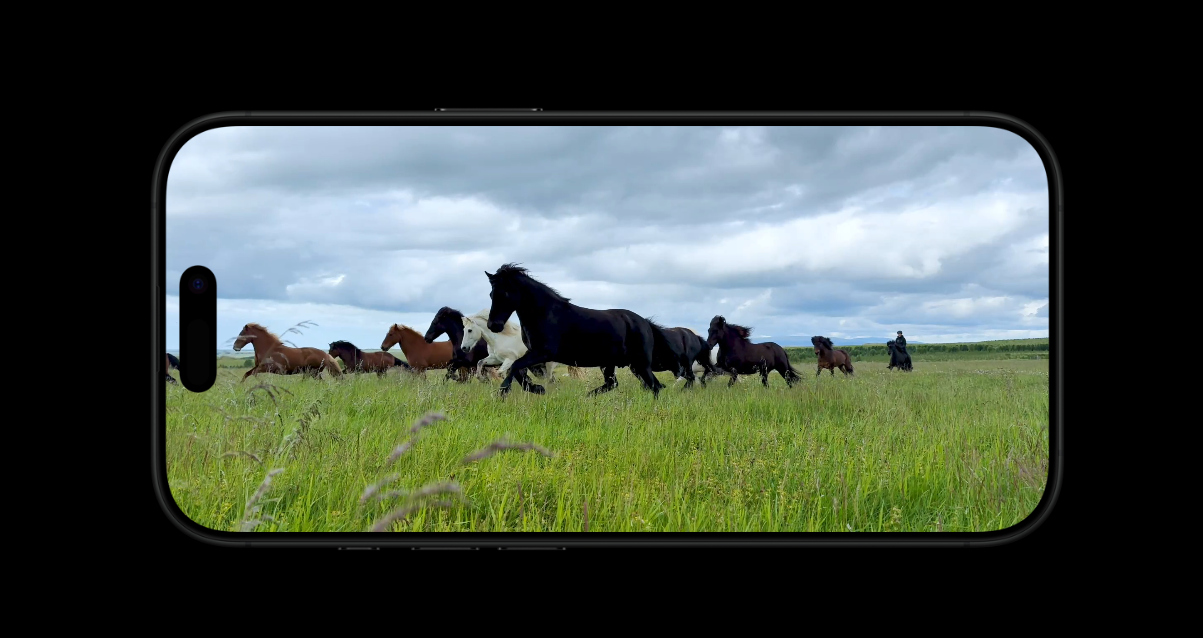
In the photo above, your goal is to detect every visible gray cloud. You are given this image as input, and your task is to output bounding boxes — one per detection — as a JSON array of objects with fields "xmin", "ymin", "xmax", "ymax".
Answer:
[{"xmin": 165, "ymin": 125, "xmax": 1049, "ymax": 348}]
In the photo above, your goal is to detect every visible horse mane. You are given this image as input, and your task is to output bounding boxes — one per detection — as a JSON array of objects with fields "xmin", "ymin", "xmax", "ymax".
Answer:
[
  {"xmin": 466, "ymin": 313, "xmax": 520, "ymax": 338},
  {"xmin": 493, "ymin": 263, "xmax": 571, "ymax": 303},
  {"xmin": 391, "ymin": 323, "xmax": 419, "ymax": 335},
  {"xmin": 244, "ymin": 322, "xmax": 277, "ymax": 337},
  {"xmin": 646, "ymin": 317, "xmax": 669, "ymax": 333},
  {"xmin": 812, "ymin": 336, "xmax": 834, "ymax": 350},
  {"xmin": 434, "ymin": 306, "xmax": 461, "ymax": 320},
  {"xmin": 329, "ymin": 340, "xmax": 364, "ymax": 356},
  {"xmin": 242, "ymin": 323, "xmax": 284, "ymax": 346},
  {"xmin": 728, "ymin": 323, "xmax": 753, "ymax": 340}
]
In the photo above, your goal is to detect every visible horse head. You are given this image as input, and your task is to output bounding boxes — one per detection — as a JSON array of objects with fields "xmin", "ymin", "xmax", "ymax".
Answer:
[
  {"xmin": 381, "ymin": 324, "xmax": 404, "ymax": 352},
  {"xmin": 460, "ymin": 315, "xmax": 483, "ymax": 352},
  {"xmin": 707, "ymin": 315, "xmax": 726, "ymax": 348},
  {"xmin": 425, "ymin": 307, "xmax": 453, "ymax": 343},
  {"xmin": 485, "ymin": 270, "xmax": 517, "ymax": 333},
  {"xmin": 232, "ymin": 324, "xmax": 256, "ymax": 351}
]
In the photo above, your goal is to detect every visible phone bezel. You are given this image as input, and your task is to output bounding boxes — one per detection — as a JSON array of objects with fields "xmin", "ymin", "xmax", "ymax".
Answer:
[{"xmin": 152, "ymin": 111, "xmax": 1063, "ymax": 548}]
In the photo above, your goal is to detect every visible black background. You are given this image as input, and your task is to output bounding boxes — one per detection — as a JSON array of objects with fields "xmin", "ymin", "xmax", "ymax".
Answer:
[{"xmin": 128, "ymin": 93, "xmax": 1078, "ymax": 594}]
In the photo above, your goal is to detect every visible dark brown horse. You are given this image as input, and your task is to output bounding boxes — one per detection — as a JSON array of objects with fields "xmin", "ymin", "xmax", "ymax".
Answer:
[
  {"xmin": 381, "ymin": 324, "xmax": 457, "ymax": 374},
  {"xmin": 165, "ymin": 352, "xmax": 180, "ymax": 384},
  {"xmin": 811, "ymin": 336, "xmax": 854, "ymax": 377},
  {"xmin": 328, "ymin": 340, "xmax": 411, "ymax": 376},
  {"xmin": 232, "ymin": 323, "xmax": 343, "ymax": 382},
  {"xmin": 706, "ymin": 316, "xmax": 802, "ymax": 388}
]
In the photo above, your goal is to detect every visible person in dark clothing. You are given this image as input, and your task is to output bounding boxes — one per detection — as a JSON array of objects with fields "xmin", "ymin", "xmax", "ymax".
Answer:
[{"xmin": 895, "ymin": 331, "xmax": 907, "ymax": 350}]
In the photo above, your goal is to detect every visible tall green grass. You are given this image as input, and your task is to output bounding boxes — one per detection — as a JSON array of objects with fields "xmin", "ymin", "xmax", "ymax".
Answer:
[{"xmin": 164, "ymin": 359, "xmax": 1049, "ymax": 533}]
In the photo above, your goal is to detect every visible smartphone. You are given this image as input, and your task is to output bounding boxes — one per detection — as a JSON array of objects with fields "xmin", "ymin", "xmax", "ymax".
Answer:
[{"xmin": 153, "ymin": 111, "xmax": 1061, "ymax": 548}]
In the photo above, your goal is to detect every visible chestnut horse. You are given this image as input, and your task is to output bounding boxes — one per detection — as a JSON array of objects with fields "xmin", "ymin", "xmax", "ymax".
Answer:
[
  {"xmin": 381, "ymin": 324, "xmax": 457, "ymax": 373},
  {"xmin": 811, "ymin": 336, "xmax": 854, "ymax": 377},
  {"xmin": 328, "ymin": 340, "xmax": 411, "ymax": 376},
  {"xmin": 232, "ymin": 323, "xmax": 343, "ymax": 382},
  {"xmin": 165, "ymin": 353, "xmax": 180, "ymax": 384}
]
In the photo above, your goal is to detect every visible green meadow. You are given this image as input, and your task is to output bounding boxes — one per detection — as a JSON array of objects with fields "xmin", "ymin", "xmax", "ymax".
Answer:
[{"xmin": 166, "ymin": 342, "xmax": 1050, "ymax": 534}]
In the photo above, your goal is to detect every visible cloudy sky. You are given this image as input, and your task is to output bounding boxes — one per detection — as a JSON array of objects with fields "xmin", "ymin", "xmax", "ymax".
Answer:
[{"xmin": 165, "ymin": 125, "xmax": 1049, "ymax": 351}]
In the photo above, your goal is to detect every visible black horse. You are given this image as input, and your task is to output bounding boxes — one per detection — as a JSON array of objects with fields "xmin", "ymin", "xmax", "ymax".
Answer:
[
  {"xmin": 484, "ymin": 263, "xmax": 661, "ymax": 397},
  {"xmin": 424, "ymin": 306, "xmax": 496, "ymax": 382},
  {"xmin": 706, "ymin": 316, "xmax": 802, "ymax": 388},
  {"xmin": 424, "ymin": 306, "xmax": 552, "ymax": 382},
  {"xmin": 649, "ymin": 323, "xmax": 720, "ymax": 389},
  {"xmin": 165, "ymin": 352, "xmax": 180, "ymax": 384},
  {"xmin": 886, "ymin": 339, "xmax": 913, "ymax": 372}
]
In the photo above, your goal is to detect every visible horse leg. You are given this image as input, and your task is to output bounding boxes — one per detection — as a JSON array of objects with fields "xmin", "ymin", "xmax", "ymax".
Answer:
[
  {"xmin": 728, "ymin": 372, "xmax": 739, "ymax": 387},
  {"xmin": 588, "ymin": 366, "xmax": 619, "ymax": 396},
  {"xmin": 815, "ymin": 365, "xmax": 822, "ymax": 378},
  {"xmin": 681, "ymin": 358, "xmax": 697, "ymax": 389},
  {"xmin": 241, "ymin": 363, "xmax": 273, "ymax": 383},
  {"xmin": 632, "ymin": 363, "xmax": 661, "ymax": 398},
  {"xmin": 498, "ymin": 351, "xmax": 548, "ymax": 396}
]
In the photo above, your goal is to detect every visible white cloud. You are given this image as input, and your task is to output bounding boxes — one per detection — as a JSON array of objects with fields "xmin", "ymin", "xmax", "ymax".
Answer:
[{"xmin": 165, "ymin": 125, "xmax": 1050, "ymax": 345}]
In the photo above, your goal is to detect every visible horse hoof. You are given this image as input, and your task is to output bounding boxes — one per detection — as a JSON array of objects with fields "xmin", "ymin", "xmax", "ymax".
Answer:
[{"xmin": 528, "ymin": 384, "xmax": 546, "ymax": 395}]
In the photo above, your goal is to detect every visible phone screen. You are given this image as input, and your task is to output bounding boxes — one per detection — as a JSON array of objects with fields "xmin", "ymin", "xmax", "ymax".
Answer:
[{"xmin": 157, "ymin": 117, "xmax": 1055, "ymax": 545}]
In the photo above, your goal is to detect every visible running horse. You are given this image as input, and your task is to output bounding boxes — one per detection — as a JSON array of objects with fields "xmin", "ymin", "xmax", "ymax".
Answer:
[
  {"xmin": 232, "ymin": 323, "xmax": 343, "ymax": 381},
  {"xmin": 886, "ymin": 339, "xmax": 913, "ymax": 372},
  {"xmin": 649, "ymin": 323, "xmax": 721, "ymax": 389},
  {"xmin": 327, "ymin": 340, "xmax": 411, "ymax": 376},
  {"xmin": 483, "ymin": 263, "xmax": 662, "ymax": 397},
  {"xmin": 706, "ymin": 316, "xmax": 802, "ymax": 387},
  {"xmin": 165, "ymin": 353, "xmax": 180, "ymax": 384},
  {"xmin": 380, "ymin": 324, "xmax": 457, "ymax": 374},
  {"xmin": 811, "ymin": 336, "xmax": 855, "ymax": 377}
]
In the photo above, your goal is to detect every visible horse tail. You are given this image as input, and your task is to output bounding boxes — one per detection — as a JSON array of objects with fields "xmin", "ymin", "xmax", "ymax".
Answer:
[
  {"xmin": 838, "ymin": 349, "xmax": 854, "ymax": 373},
  {"xmin": 166, "ymin": 353, "xmax": 180, "ymax": 369},
  {"xmin": 323, "ymin": 352, "xmax": 343, "ymax": 376},
  {"xmin": 392, "ymin": 355, "xmax": 410, "ymax": 368}
]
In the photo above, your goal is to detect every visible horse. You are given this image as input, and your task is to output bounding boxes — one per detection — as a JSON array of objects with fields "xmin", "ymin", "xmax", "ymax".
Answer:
[
  {"xmin": 706, "ymin": 316, "xmax": 802, "ymax": 388},
  {"xmin": 232, "ymin": 323, "xmax": 343, "ymax": 381},
  {"xmin": 165, "ymin": 352, "xmax": 180, "ymax": 384},
  {"xmin": 425, "ymin": 306, "xmax": 552, "ymax": 382},
  {"xmin": 886, "ymin": 339, "xmax": 913, "ymax": 372},
  {"xmin": 460, "ymin": 312, "xmax": 564, "ymax": 382},
  {"xmin": 483, "ymin": 263, "xmax": 661, "ymax": 397},
  {"xmin": 380, "ymin": 324, "xmax": 457, "ymax": 374},
  {"xmin": 650, "ymin": 323, "xmax": 719, "ymax": 389},
  {"xmin": 812, "ymin": 336, "xmax": 855, "ymax": 377},
  {"xmin": 327, "ymin": 340, "xmax": 411, "ymax": 377},
  {"xmin": 687, "ymin": 328, "xmax": 725, "ymax": 383},
  {"xmin": 424, "ymin": 306, "xmax": 503, "ymax": 382}
]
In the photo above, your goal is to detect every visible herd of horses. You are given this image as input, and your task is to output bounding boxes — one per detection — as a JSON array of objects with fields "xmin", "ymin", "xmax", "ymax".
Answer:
[{"xmin": 163, "ymin": 263, "xmax": 915, "ymax": 393}]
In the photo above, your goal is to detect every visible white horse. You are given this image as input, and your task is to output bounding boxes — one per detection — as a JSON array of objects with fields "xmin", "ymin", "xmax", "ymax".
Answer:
[
  {"xmin": 461, "ymin": 311, "xmax": 559, "ymax": 382},
  {"xmin": 682, "ymin": 328, "xmax": 722, "ymax": 381}
]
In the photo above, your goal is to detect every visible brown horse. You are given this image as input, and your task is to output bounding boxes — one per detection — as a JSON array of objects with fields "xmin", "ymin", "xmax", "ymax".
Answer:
[
  {"xmin": 328, "ymin": 340, "xmax": 411, "ymax": 377},
  {"xmin": 232, "ymin": 323, "xmax": 343, "ymax": 382},
  {"xmin": 381, "ymin": 324, "xmax": 458, "ymax": 374},
  {"xmin": 811, "ymin": 336, "xmax": 854, "ymax": 377}
]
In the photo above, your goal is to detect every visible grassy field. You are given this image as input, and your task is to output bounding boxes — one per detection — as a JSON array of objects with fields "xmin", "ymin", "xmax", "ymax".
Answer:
[{"xmin": 165, "ymin": 346, "xmax": 1050, "ymax": 534}]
